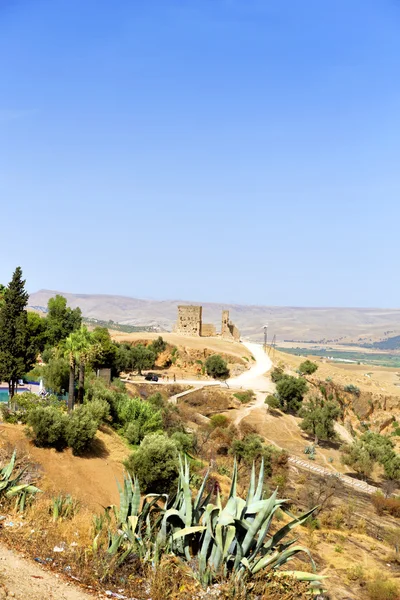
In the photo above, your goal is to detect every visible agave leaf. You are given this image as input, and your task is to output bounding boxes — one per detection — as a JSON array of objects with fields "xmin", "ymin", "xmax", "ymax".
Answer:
[
  {"xmin": 131, "ymin": 477, "xmax": 141, "ymax": 516},
  {"xmin": 1, "ymin": 450, "xmax": 16, "ymax": 480},
  {"xmin": 264, "ymin": 506, "xmax": 318, "ymax": 551},
  {"xmin": 254, "ymin": 457, "xmax": 264, "ymax": 501},
  {"xmin": 241, "ymin": 488, "xmax": 278, "ymax": 556},
  {"xmin": 172, "ymin": 525, "xmax": 206, "ymax": 540},
  {"xmin": 222, "ymin": 525, "xmax": 236, "ymax": 560},
  {"xmin": 251, "ymin": 545, "xmax": 315, "ymax": 575},
  {"xmin": 194, "ymin": 468, "xmax": 210, "ymax": 512},
  {"xmin": 246, "ymin": 462, "xmax": 256, "ymax": 506},
  {"xmin": 107, "ymin": 532, "xmax": 124, "ymax": 555},
  {"xmin": 276, "ymin": 571, "xmax": 327, "ymax": 581},
  {"xmin": 6, "ymin": 484, "xmax": 40, "ymax": 497},
  {"xmin": 219, "ymin": 496, "xmax": 237, "ymax": 526},
  {"xmin": 128, "ymin": 515, "xmax": 139, "ymax": 534},
  {"xmin": 228, "ymin": 458, "xmax": 237, "ymax": 499}
]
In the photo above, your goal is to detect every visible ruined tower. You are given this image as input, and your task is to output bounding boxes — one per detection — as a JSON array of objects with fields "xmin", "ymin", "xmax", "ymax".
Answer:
[{"xmin": 174, "ymin": 305, "xmax": 202, "ymax": 336}]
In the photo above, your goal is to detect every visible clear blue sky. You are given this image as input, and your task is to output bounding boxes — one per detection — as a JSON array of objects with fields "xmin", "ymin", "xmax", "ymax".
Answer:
[{"xmin": 1, "ymin": 0, "xmax": 399, "ymax": 307}]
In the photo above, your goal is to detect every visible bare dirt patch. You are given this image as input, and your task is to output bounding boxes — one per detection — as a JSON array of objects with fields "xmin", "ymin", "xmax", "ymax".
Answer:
[{"xmin": 0, "ymin": 424, "xmax": 130, "ymax": 510}]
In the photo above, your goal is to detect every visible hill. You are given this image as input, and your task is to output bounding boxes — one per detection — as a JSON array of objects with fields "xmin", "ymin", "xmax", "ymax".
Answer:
[{"xmin": 29, "ymin": 289, "xmax": 400, "ymax": 344}]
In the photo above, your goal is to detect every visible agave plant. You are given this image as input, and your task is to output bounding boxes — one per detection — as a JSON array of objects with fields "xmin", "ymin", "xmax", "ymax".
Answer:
[
  {"xmin": 157, "ymin": 457, "xmax": 323, "ymax": 588},
  {"xmin": 97, "ymin": 458, "xmax": 324, "ymax": 591},
  {"xmin": 0, "ymin": 450, "xmax": 41, "ymax": 511},
  {"xmin": 94, "ymin": 472, "xmax": 167, "ymax": 564},
  {"xmin": 51, "ymin": 493, "xmax": 80, "ymax": 521}
]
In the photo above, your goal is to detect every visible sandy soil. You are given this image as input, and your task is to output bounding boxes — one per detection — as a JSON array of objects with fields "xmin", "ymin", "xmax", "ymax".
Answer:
[
  {"xmin": 0, "ymin": 424, "xmax": 130, "ymax": 510},
  {"xmin": 0, "ymin": 544, "xmax": 96, "ymax": 600},
  {"xmin": 111, "ymin": 331, "xmax": 252, "ymax": 360},
  {"xmin": 274, "ymin": 349, "xmax": 400, "ymax": 397}
]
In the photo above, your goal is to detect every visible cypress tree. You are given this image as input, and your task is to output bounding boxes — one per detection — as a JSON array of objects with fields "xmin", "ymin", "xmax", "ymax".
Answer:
[{"xmin": 0, "ymin": 267, "xmax": 29, "ymax": 397}]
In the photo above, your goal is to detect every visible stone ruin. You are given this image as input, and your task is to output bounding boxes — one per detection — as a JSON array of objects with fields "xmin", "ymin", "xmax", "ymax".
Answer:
[{"xmin": 174, "ymin": 305, "xmax": 240, "ymax": 341}]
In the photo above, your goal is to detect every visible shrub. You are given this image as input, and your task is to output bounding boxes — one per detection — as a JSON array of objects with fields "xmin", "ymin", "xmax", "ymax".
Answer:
[
  {"xmin": 65, "ymin": 405, "xmax": 98, "ymax": 455},
  {"xmin": 299, "ymin": 360, "xmax": 318, "ymax": 375},
  {"xmin": 210, "ymin": 414, "xmax": 229, "ymax": 429},
  {"xmin": 27, "ymin": 406, "xmax": 68, "ymax": 450},
  {"xmin": 367, "ymin": 573, "xmax": 399, "ymax": 600},
  {"xmin": 84, "ymin": 398, "xmax": 110, "ymax": 424},
  {"xmin": 124, "ymin": 433, "xmax": 179, "ymax": 493},
  {"xmin": 344, "ymin": 384, "xmax": 361, "ymax": 397},
  {"xmin": 0, "ymin": 405, "xmax": 19, "ymax": 424},
  {"xmin": 265, "ymin": 395, "xmax": 281, "ymax": 409},
  {"xmin": 171, "ymin": 431, "xmax": 195, "ymax": 453},
  {"xmin": 276, "ymin": 375, "xmax": 308, "ymax": 413},
  {"xmin": 205, "ymin": 355, "xmax": 230, "ymax": 380},
  {"xmin": 270, "ymin": 367, "xmax": 284, "ymax": 383},
  {"xmin": 230, "ymin": 434, "xmax": 274, "ymax": 471},
  {"xmin": 371, "ymin": 493, "xmax": 400, "ymax": 518},
  {"xmin": 233, "ymin": 390, "xmax": 255, "ymax": 404},
  {"xmin": 117, "ymin": 396, "xmax": 163, "ymax": 443},
  {"xmin": 150, "ymin": 336, "xmax": 167, "ymax": 355}
]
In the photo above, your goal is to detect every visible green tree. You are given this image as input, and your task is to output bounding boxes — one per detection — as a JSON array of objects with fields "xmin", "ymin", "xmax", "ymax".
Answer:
[
  {"xmin": 299, "ymin": 360, "xmax": 318, "ymax": 376},
  {"xmin": 205, "ymin": 354, "xmax": 230, "ymax": 380},
  {"xmin": 229, "ymin": 434, "xmax": 277, "ymax": 475},
  {"xmin": 382, "ymin": 454, "xmax": 400, "ymax": 481},
  {"xmin": 340, "ymin": 440, "xmax": 374, "ymax": 480},
  {"xmin": 91, "ymin": 327, "xmax": 118, "ymax": 373},
  {"xmin": 299, "ymin": 397, "xmax": 340, "ymax": 444},
  {"xmin": 27, "ymin": 406, "xmax": 68, "ymax": 450},
  {"xmin": 131, "ymin": 344, "xmax": 156, "ymax": 375},
  {"xmin": 150, "ymin": 336, "xmax": 167, "ymax": 355},
  {"xmin": 0, "ymin": 267, "xmax": 30, "ymax": 397},
  {"xmin": 63, "ymin": 325, "xmax": 96, "ymax": 409},
  {"xmin": 46, "ymin": 295, "xmax": 82, "ymax": 346},
  {"xmin": 42, "ymin": 355, "xmax": 70, "ymax": 394},
  {"xmin": 124, "ymin": 433, "xmax": 179, "ymax": 493},
  {"xmin": 270, "ymin": 367, "xmax": 285, "ymax": 383},
  {"xmin": 65, "ymin": 405, "xmax": 98, "ymax": 455},
  {"xmin": 116, "ymin": 396, "xmax": 162, "ymax": 444},
  {"xmin": 276, "ymin": 375, "xmax": 308, "ymax": 413}
]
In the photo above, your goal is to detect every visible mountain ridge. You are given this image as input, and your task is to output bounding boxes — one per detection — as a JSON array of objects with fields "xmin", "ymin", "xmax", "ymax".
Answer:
[{"xmin": 28, "ymin": 289, "xmax": 400, "ymax": 343}]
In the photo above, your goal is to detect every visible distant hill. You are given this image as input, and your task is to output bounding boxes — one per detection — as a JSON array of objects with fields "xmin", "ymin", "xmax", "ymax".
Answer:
[{"xmin": 28, "ymin": 289, "xmax": 400, "ymax": 344}]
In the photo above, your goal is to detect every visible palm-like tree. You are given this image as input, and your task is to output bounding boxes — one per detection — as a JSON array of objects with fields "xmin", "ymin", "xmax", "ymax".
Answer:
[{"xmin": 64, "ymin": 326, "xmax": 95, "ymax": 412}]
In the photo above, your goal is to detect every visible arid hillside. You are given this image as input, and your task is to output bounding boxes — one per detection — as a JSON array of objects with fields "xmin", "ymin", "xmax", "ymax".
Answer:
[{"xmin": 29, "ymin": 289, "xmax": 400, "ymax": 343}]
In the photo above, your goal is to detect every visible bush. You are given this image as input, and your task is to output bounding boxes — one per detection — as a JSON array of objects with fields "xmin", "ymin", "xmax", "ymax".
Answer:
[
  {"xmin": 124, "ymin": 433, "xmax": 179, "ymax": 493},
  {"xmin": 230, "ymin": 434, "xmax": 275, "ymax": 471},
  {"xmin": 84, "ymin": 398, "xmax": 110, "ymax": 424},
  {"xmin": 117, "ymin": 396, "xmax": 163, "ymax": 444},
  {"xmin": 27, "ymin": 406, "xmax": 68, "ymax": 450},
  {"xmin": 299, "ymin": 360, "xmax": 318, "ymax": 375},
  {"xmin": 344, "ymin": 384, "xmax": 361, "ymax": 397},
  {"xmin": 371, "ymin": 493, "xmax": 400, "ymax": 518},
  {"xmin": 210, "ymin": 414, "xmax": 229, "ymax": 429},
  {"xmin": 270, "ymin": 367, "xmax": 285, "ymax": 383},
  {"xmin": 276, "ymin": 375, "xmax": 308, "ymax": 413},
  {"xmin": 0, "ymin": 405, "xmax": 19, "ymax": 424},
  {"xmin": 65, "ymin": 405, "xmax": 98, "ymax": 455},
  {"xmin": 171, "ymin": 431, "xmax": 195, "ymax": 453},
  {"xmin": 265, "ymin": 395, "xmax": 281, "ymax": 409},
  {"xmin": 367, "ymin": 573, "xmax": 399, "ymax": 600},
  {"xmin": 150, "ymin": 336, "xmax": 167, "ymax": 355},
  {"xmin": 205, "ymin": 355, "xmax": 230, "ymax": 380},
  {"xmin": 233, "ymin": 390, "xmax": 255, "ymax": 404}
]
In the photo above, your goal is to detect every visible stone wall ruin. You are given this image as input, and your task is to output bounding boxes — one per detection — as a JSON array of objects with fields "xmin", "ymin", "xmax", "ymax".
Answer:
[{"xmin": 174, "ymin": 305, "xmax": 240, "ymax": 340}]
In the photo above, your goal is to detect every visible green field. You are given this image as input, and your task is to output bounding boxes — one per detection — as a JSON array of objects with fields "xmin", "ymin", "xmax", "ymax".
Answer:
[{"xmin": 277, "ymin": 347, "xmax": 400, "ymax": 368}]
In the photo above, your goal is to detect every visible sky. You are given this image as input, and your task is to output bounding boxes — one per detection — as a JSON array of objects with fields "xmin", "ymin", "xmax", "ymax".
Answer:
[{"xmin": 1, "ymin": 0, "xmax": 400, "ymax": 308}]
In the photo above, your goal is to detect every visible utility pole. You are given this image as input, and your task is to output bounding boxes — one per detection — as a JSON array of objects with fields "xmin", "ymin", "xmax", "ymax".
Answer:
[{"xmin": 263, "ymin": 323, "xmax": 268, "ymax": 352}]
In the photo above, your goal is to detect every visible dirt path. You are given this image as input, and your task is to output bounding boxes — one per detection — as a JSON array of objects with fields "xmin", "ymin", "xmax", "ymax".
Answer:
[{"xmin": 0, "ymin": 543, "xmax": 95, "ymax": 600}]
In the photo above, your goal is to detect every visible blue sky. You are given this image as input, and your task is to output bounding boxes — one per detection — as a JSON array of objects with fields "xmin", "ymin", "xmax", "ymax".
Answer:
[{"xmin": 1, "ymin": 0, "xmax": 400, "ymax": 307}]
